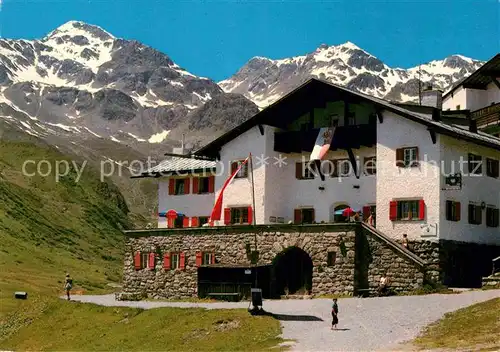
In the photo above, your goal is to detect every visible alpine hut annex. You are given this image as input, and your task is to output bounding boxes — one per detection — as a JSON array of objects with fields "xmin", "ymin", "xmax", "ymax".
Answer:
[{"xmin": 120, "ymin": 69, "xmax": 500, "ymax": 301}]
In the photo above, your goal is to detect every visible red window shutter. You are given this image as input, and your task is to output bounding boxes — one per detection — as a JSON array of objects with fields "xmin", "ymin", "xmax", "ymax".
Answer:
[
  {"xmin": 389, "ymin": 201, "xmax": 398, "ymax": 221},
  {"xmin": 419, "ymin": 200, "xmax": 425, "ymax": 220},
  {"xmin": 168, "ymin": 179, "xmax": 175, "ymax": 195},
  {"xmin": 295, "ymin": 162, "xmax": 303, "ymax": 179},
  {"xmin": 247, "ymin": 207, "xmax": 253, "ymax": 224},
  {"xmin": 184, "ymin": 178, "xmax": 190, "ymax": 194},
  {"xmin": 362, "ymin": 206, "xmax": 371, "ymax": 219},
  {"xmin": 396, "ymin": 149, "xmax": 404, "ymax": 167},
  {"xmin": 134, "ymin": 251, "xmax": 141, "ymax": 270},
  {"xmin": 294, "ymin": 209, "xmax": 302, "ymax": 224},
  {"xmin": 183, "ymin": 216, "xmax": 190, "ymax": 227},
  {"xmin": 208, "ymin": 176, "xmax": 215, "ymax": 193},
  {"xmin": 148, "ymin": 252, "xmax": 155, "ymax": 270},
  {"xmin": 192, "ymin": 177, "xmax": 199, "ymax": 194},
  {"xmin": 163, "ymin": 253, "xmax": 171, "ymax": 269},
  {"xmin": 195, "ymin": 251, "xmax": 202, "ymax": 267},
  {"xmin": 224, "ymin": 208, "xmax": 231, "ymax": 225},
  {"xmin": 191, "ymin": 217, "xmax": 199, "ymax": 227},
  {"xmin": 455, "ymin": 202, "xmax": 461, "ymax": 221},
  {"xmin": 413, "ymin": 147, "xmax": 420, "ymax": 167},
  {"xmin": 179, "ymin": 252, "xmax": 186, "ymax": 270},
  {"xmin": 211, "ymin": 252, "xmax": 216, "ymax": 264}
]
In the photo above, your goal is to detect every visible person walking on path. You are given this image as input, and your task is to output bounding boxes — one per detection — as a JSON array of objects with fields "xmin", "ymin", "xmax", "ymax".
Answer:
[
  {"xmin": 64, "ymin": 273, "xmax": 73, "ymax": 301},
  {"xmin": 331, "ymin": 298, "xmax": 339, "ymax": 330}
]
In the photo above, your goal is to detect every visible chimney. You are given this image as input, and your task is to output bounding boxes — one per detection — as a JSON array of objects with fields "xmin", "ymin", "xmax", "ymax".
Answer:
[
  {"xmin": 469, "ymin": 119, "xmax": 477, "ymax": 133},
  {"xmin": 421, "ymin": 85, "xmax": 443, "ymax": 110},
  {"xmin": 172, "ymin": 134, "xmax": 187, "ymax": 155},
  {"xmin": 431, "ymin": 108, "xmax": 441, "ymax": 121}
]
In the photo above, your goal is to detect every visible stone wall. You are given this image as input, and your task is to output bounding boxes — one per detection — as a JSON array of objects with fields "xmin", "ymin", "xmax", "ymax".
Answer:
[
  {"xmin": 118, "ymin": 224, "xmax": 427, "ymax": 300},
  {"xmin": 356, "ymin": 232, "xmax": 425, "ymax": 293},
  {"xmin": 406, "ymin": 239, "xmax": 500, "ymax": 288}
]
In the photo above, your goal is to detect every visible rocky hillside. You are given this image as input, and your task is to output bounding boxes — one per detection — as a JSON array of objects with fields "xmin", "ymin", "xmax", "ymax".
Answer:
[
  {"xmin": 219, "ymin": 42, "xmax": 484, "ymax": 107},
  {"xmin": 0, "ymin": 21, "xmax": 258, "ymax": 153}
]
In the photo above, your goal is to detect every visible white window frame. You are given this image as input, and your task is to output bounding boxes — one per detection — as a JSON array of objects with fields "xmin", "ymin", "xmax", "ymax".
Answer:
[
  {"xmin": 398, "ymin": 200, "xmax": 419, "ymax": 221},
  {"xmin": 141, "ymin": 253, "xmax": 149, "ymax": 269},
  {"xmin": 171, "ymin": 252, "xmax": 180, "ymax": 269},
  {"xmin": 403, "ymin": 148, "xmax": 418, "ymax": 167}
]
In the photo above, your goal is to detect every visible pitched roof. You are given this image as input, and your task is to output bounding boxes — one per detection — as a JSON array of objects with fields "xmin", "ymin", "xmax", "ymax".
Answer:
[
  {"xmin": 194, "ymin": 78, "xmax": 500, "ymax": 158},
  {"xmin": 133, "ymin": 157, "xmax": 216, "ymax": 178},
  {"xmin": 443, "ymin": 53, "xmax": 500, "ymax": 99}
]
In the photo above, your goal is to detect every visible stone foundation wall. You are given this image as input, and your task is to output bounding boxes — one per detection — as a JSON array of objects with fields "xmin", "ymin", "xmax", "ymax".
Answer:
[
  {"xmin": 119, "ymin": 224, "xmax": 427, "ymax": 300},
  {"xmin": 398, "ymin": 239, "xmax": 500, "ymax": 288}
]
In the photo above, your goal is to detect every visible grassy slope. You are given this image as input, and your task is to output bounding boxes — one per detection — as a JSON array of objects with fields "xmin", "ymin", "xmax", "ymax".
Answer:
[
  {"xmin": 3, "ymin": 302, "xmax": 282, "ymax": 351},
  {"xmin": 0, "ymin": 140, "xmax": 282, "ymax": 351},
  {"xmin": 0, "ymin": 140, "xmax": 129, "ymax": 338},
  {"xmin": 413, "ymin": 298, "xmax": 500, "ymax": 350}
]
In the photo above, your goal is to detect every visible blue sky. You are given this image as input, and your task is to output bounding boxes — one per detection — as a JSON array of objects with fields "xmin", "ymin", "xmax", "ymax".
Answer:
[{"xmin": 1, "ymin": 0, "xmax": 499, "ymax": 81}]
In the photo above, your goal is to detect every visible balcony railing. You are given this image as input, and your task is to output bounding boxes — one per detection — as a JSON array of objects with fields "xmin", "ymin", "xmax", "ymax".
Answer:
[{"xmin": 471, "ymin": 103, "xmax": 500, "ymax": 125}]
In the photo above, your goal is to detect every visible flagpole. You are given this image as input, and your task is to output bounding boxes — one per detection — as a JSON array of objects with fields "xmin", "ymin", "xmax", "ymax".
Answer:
[
  {"xmin": 249, "ymin": 152, "xmax": 258, "ymax": 290},
  {"xmin": 249, "ymin": 152, "xmax": 257, "ymax": 226}
]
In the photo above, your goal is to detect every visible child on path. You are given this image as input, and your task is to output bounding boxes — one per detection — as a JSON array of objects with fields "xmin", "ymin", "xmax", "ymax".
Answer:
[
  {"xmin": 331, "ymin": 298, "xmax": 339, "ymax": 330},
  {"xmin": 64, "ymin": 273, "xmax": 73, "ymax": 300}
]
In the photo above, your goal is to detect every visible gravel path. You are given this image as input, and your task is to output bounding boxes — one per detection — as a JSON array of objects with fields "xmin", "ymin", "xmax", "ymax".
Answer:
[{"xmin": 67, "ymin": 289, "xmax": 500, "ymax": 351}]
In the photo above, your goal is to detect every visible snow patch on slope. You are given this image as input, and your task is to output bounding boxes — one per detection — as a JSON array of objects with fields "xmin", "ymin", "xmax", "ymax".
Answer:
[{"xmin": 148, "ymin": 130, "xmax": 170, "ymax": 143}]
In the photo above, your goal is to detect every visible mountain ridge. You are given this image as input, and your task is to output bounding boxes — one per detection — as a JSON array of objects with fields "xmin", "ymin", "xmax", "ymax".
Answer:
[
  {"xmin": 0, "ymin": 20, "xmax": 258, "ymax": 152},
  {"xmin": 219, "ymin": 41, "xmax": 484, "ymax": 107},
  {"xmin": 0, "ymin": 21, "xmax": 486, "ymax": 152}
]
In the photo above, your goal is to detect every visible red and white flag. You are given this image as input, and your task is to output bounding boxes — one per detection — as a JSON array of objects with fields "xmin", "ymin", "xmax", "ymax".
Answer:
[
  {"xmin": 209, "ymin": 156, "xmax": 249, "ymax": 222},
  {"xmin": 310, "ymin": 126, "xmax": 336, "ymax": 161}
]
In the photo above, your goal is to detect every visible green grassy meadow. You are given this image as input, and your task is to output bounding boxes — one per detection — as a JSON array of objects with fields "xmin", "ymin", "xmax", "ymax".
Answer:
[
  {"xmin": 0, "ymin": 140, "xmax": 282, "ymax": 351},
  {"xmin": 413, "ymin": 298, "xmax": 500, "ymax": 350}
]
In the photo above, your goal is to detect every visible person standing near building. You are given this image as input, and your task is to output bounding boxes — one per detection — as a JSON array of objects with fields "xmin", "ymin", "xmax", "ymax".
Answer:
[
  {"xmin": 366, "ymin": 212, "xmax": 374, "ymax": 226},
  {"xmin": 377, "ymin": 273, "xmax": 390, "ymax": 296},
  {"xmin": 64, "ymin": 273, "xmax": 73, "ymax": 301},
  {"xmin": 331, "ymin": 298, "xmax": 339, "ymax": 330},
  {"xmin": 402, "ymin": 234, "xmax": 409, "ymax": 250}
]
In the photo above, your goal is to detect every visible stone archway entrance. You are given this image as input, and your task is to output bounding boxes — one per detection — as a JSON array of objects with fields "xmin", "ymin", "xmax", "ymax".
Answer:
[{"xmin": 271, "ymin": 247, "xmax": 313, "ymax": 298}]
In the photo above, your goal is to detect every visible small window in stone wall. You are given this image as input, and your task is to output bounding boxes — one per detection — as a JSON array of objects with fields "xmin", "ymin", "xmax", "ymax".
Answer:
[
  {"xmin": 141, "ymin": 253, "xmax": 149, "ymax": 269},
  {"xmin": 327, "ymin": 252, "xmax": 336, "ymax": 266},
  {"xmin": 171, "ymin": 253, "xmax": 180, "ymax": 269}
]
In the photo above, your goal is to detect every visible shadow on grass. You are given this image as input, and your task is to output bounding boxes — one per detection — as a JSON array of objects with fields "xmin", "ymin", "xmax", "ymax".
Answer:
[{"xmin": 249, "ymin": 309, "xmax": 323, "ymax": 322}]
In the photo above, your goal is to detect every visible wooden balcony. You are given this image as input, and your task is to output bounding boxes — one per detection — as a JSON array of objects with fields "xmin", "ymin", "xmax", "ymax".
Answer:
[
  {"xmin": 274, "ymin": 124, "xmax": 376, "ymax": 154},
  {"xmin": 471, "ymin": 103, "xmax": 500, "ymax": 128}
]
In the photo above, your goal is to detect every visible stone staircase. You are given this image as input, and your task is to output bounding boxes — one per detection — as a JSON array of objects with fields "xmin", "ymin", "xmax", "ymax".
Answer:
[{"xmin": 360, "ymin": 222, "xmax": 427, "ymax": 268}]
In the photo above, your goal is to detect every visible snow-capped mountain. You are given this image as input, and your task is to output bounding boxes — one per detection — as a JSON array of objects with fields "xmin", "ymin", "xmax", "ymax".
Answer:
[
  {"xmin": 219, "ymin": 42, "xmax": 484, "ymax": 107},
  {"xmin": 0, "ymin": 21, "xmax": 257, "ymax": 152}
]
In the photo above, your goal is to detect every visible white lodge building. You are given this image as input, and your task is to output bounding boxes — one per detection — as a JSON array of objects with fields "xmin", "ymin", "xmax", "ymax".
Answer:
[
  {"xmin": 442, "ymin": 53, "xmax": 500, "ymax": 137},
  {"xmin": 185, "ymin": 79, "xmax": 499, "ymax": 246},
  {"xmin": 126, "ymin": 61, "xmax": 500, "ymax": 295},
  {"xmin": 143, "ymin": 76, "xmax": 500, "ymax": 244}
]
